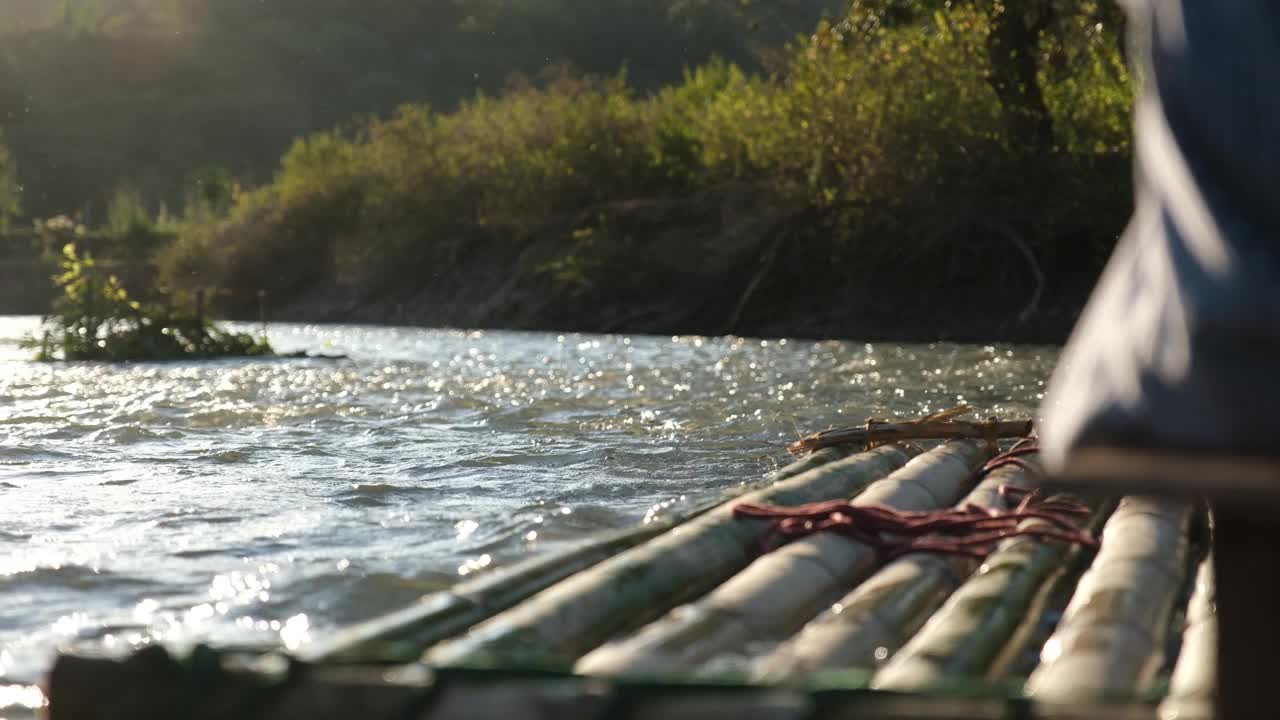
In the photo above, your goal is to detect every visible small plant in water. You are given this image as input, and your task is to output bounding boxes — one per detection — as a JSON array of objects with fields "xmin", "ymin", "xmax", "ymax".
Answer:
[{"xmin": 23, "ymin": 243, "xmax": 273, "ymax": 361}]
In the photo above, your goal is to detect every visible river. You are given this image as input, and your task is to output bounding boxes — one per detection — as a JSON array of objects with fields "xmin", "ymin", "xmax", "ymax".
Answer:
[{"xmin": 0, "ymin": 317, "xmax": 1056, "ymax": 710}]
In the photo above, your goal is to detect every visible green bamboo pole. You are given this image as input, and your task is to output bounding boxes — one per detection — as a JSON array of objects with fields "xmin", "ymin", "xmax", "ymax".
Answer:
[
  {"xmin": 301, "ymin": 446, "xmax": 856, "ymax": 664},
  {"xmin": 1156, "ymin": 556, "xmax": 1216, "ymax": 720},
  {"xmin": 981, "ymin": 494, "xmax": 1119, "ymax": 680},
  {"xmin": 1022, "ymin": 497, "xmax": 1194, "ymax": 701},
  {"xmin": 755, "ymin": 455, "xmax": 1040, "ymax": 681},
  {"xmin": 766, "ymin": 445, "xmax": 856, "ymax": 483},
  {"xmin": 426, "ymin": 444, "xmax": 914, "ymax": 668},
  {"xmin": 302, "ymin": 520, "xmax": 693, "ymax": 664},
  {"xmin": 574, "ymin": 441, "xmax": 989, "ymax": 677},
  {"xmin": 871, "ymin": 492, "xmax": 1113, "ymax": 691}
]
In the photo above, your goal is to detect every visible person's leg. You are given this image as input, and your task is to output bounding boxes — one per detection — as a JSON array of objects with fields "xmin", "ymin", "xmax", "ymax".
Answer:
[
  {"xmin": 1039, "ymin": 4, "xmax": 1280, "ymax": 718},
  {"xmin": 1041, "ymin": 4, "xmax": 1280, "ymax": 465}
]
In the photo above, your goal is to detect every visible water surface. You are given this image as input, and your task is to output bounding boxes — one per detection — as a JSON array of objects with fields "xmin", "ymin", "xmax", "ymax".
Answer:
[{"xmin": 0, "ymin": 317, "xmax": 1055, "ymax": 707}]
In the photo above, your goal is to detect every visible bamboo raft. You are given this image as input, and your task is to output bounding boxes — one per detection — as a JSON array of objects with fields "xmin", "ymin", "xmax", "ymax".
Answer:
[{"xmin": 42, "ymin": 408, "xmax": 1220, "ymax": 720}]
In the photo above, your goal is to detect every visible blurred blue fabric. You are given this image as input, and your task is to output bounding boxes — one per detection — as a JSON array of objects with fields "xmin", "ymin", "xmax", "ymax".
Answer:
[{"xmin": 1041, "ymin": 2, "xmax": 1280, "ymax": 467}]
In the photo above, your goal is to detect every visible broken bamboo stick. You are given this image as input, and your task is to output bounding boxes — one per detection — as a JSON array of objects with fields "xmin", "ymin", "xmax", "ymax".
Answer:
[{"xmin": 787, "ymin": 410, "xmax": 1032, "ymax": 456}]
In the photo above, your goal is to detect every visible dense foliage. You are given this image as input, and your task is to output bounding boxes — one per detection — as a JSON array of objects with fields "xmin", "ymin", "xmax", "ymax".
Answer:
[
  {"xmin": 0, "ymin": 132, "xmax": 17, "ymax": 229},
  {"xmin": 24, "ymin": 240, "xmax": 272, "ymax": 361},
  {"xmin": 0, "ymin": 0, "xmax": 840, "ymax": 219},
  {"xmin": 158, "ymin": 0, "xmax": 1133, "ymax": 312}
]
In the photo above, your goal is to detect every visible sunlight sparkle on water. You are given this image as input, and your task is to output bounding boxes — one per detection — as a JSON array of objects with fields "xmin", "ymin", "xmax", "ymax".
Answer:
[
  {"xmin": 457, "ymin": 554, "xmax": 493, "ymax": 577},
  {"xmin": 0, "ymin": 684, "xmax": 47, "ymax": 711}
]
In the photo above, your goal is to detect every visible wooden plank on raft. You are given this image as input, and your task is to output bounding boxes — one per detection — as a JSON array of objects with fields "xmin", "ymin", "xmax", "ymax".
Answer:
[{"xmin": 1054, "ymin": 447, "xmax": 1280, "ymax": 509}]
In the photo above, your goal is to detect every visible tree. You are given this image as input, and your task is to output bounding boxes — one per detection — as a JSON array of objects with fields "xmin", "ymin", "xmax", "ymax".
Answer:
[
  {"xmin": 838, "ymin": 0, "xmax": 1125, "ymax": 156},
  {"xmin": 985, "ymin": 1, "xmax": 1056, "ymax": 154},
  {"xmin": 0, "ymin": 134, "xmax": 18, "ymax": 229},
  {"xmin": 0, "ymin": 0, "xmax": 841, "ymax": 219}
]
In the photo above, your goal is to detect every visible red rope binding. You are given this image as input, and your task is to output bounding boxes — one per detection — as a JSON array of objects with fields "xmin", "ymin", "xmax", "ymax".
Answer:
[{"xmin": 734, "ymin": 445, "xmax": 1097, "ymax": 560}]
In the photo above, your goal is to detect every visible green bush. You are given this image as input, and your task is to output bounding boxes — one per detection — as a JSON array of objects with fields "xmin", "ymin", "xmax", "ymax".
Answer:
[
  {"xmin": 0, "ymin": 135, "xmax": 18, "ymax": 230},
  {"xmin": 160, "ymin": 1, "xmax": 1133, "ymax": 306},
  {"xmin": 26, "ymin": 242, "xmax": 272, "ymax": 362}
]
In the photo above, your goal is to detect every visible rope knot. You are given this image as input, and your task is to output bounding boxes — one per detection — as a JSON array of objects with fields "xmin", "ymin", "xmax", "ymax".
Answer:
[
  {"xmin": 735, "ymin": 446, "xmax": 1095, "ymax": 561},
  {"xmin": 735, "ymin": 488, "xmax": 1096, "ymax": 560}
]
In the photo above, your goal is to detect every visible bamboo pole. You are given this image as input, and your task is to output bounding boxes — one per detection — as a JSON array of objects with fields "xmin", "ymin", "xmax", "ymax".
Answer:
[
  {"xmin": 981, "ymin": 494, "xmax": 1118, "ymax": 680},
  {"xmin": 301, "ymin": 447, "xmax": 856, "ymax": 664},
  {"xmin": 766, "ymin": 445, "xmax": 856, "ymax": 483},
  {"xmin": 1022, "ymin": 497, "xmax": 1194, "ymax": 701},
  {"xmin": 754, "ymin": 455, "xmax": 1041, "ymax": 681},
  {"xmin": 872, "ymin": 492, "xmax": 1113, "ymax": 691},
  {"xmin": 574, "ymin": 441, "xmax": 989, "ymax": 677},
  {"xmin": 425, "ymin": 445, "xmax": 914, "ymax": 668},
  {"xmin": 303, "ymin": 519, "xmax": 693, "ymax": 664},
  {"xmin": 1156, "ymin": 556, "xmax": 1216, "ymax": 720}
]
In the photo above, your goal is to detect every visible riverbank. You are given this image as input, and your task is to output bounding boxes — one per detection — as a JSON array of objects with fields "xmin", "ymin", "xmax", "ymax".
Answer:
[
  {"xmin": 242, "ymin": 182, "xmax": 1107, "ymax": 344},
  {"xmin": 271, "ymin": 285, "xmax": 1089, "ymax": 345},
  {"xmin": 2, "ymin": 185, "xmax": 1109, "ymax": 344}
]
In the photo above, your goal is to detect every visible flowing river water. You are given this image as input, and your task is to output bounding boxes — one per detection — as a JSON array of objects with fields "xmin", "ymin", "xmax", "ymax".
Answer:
[{"xmin": 0, "ymin": 317, "xmax": 1056, "ymax": 711}]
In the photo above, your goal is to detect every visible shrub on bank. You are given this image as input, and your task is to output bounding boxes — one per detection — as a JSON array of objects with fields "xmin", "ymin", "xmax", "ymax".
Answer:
[
  {"xmin": 0, "ymin": 135, "xmax": 18, "ymax": 230},
  {"xmin": 160, "ymin": 2, "xmax": 1133, "ymax": 311},
  {"xmin": 26, "ymin": 243, "xmax": 272, "ymax": 361}
]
